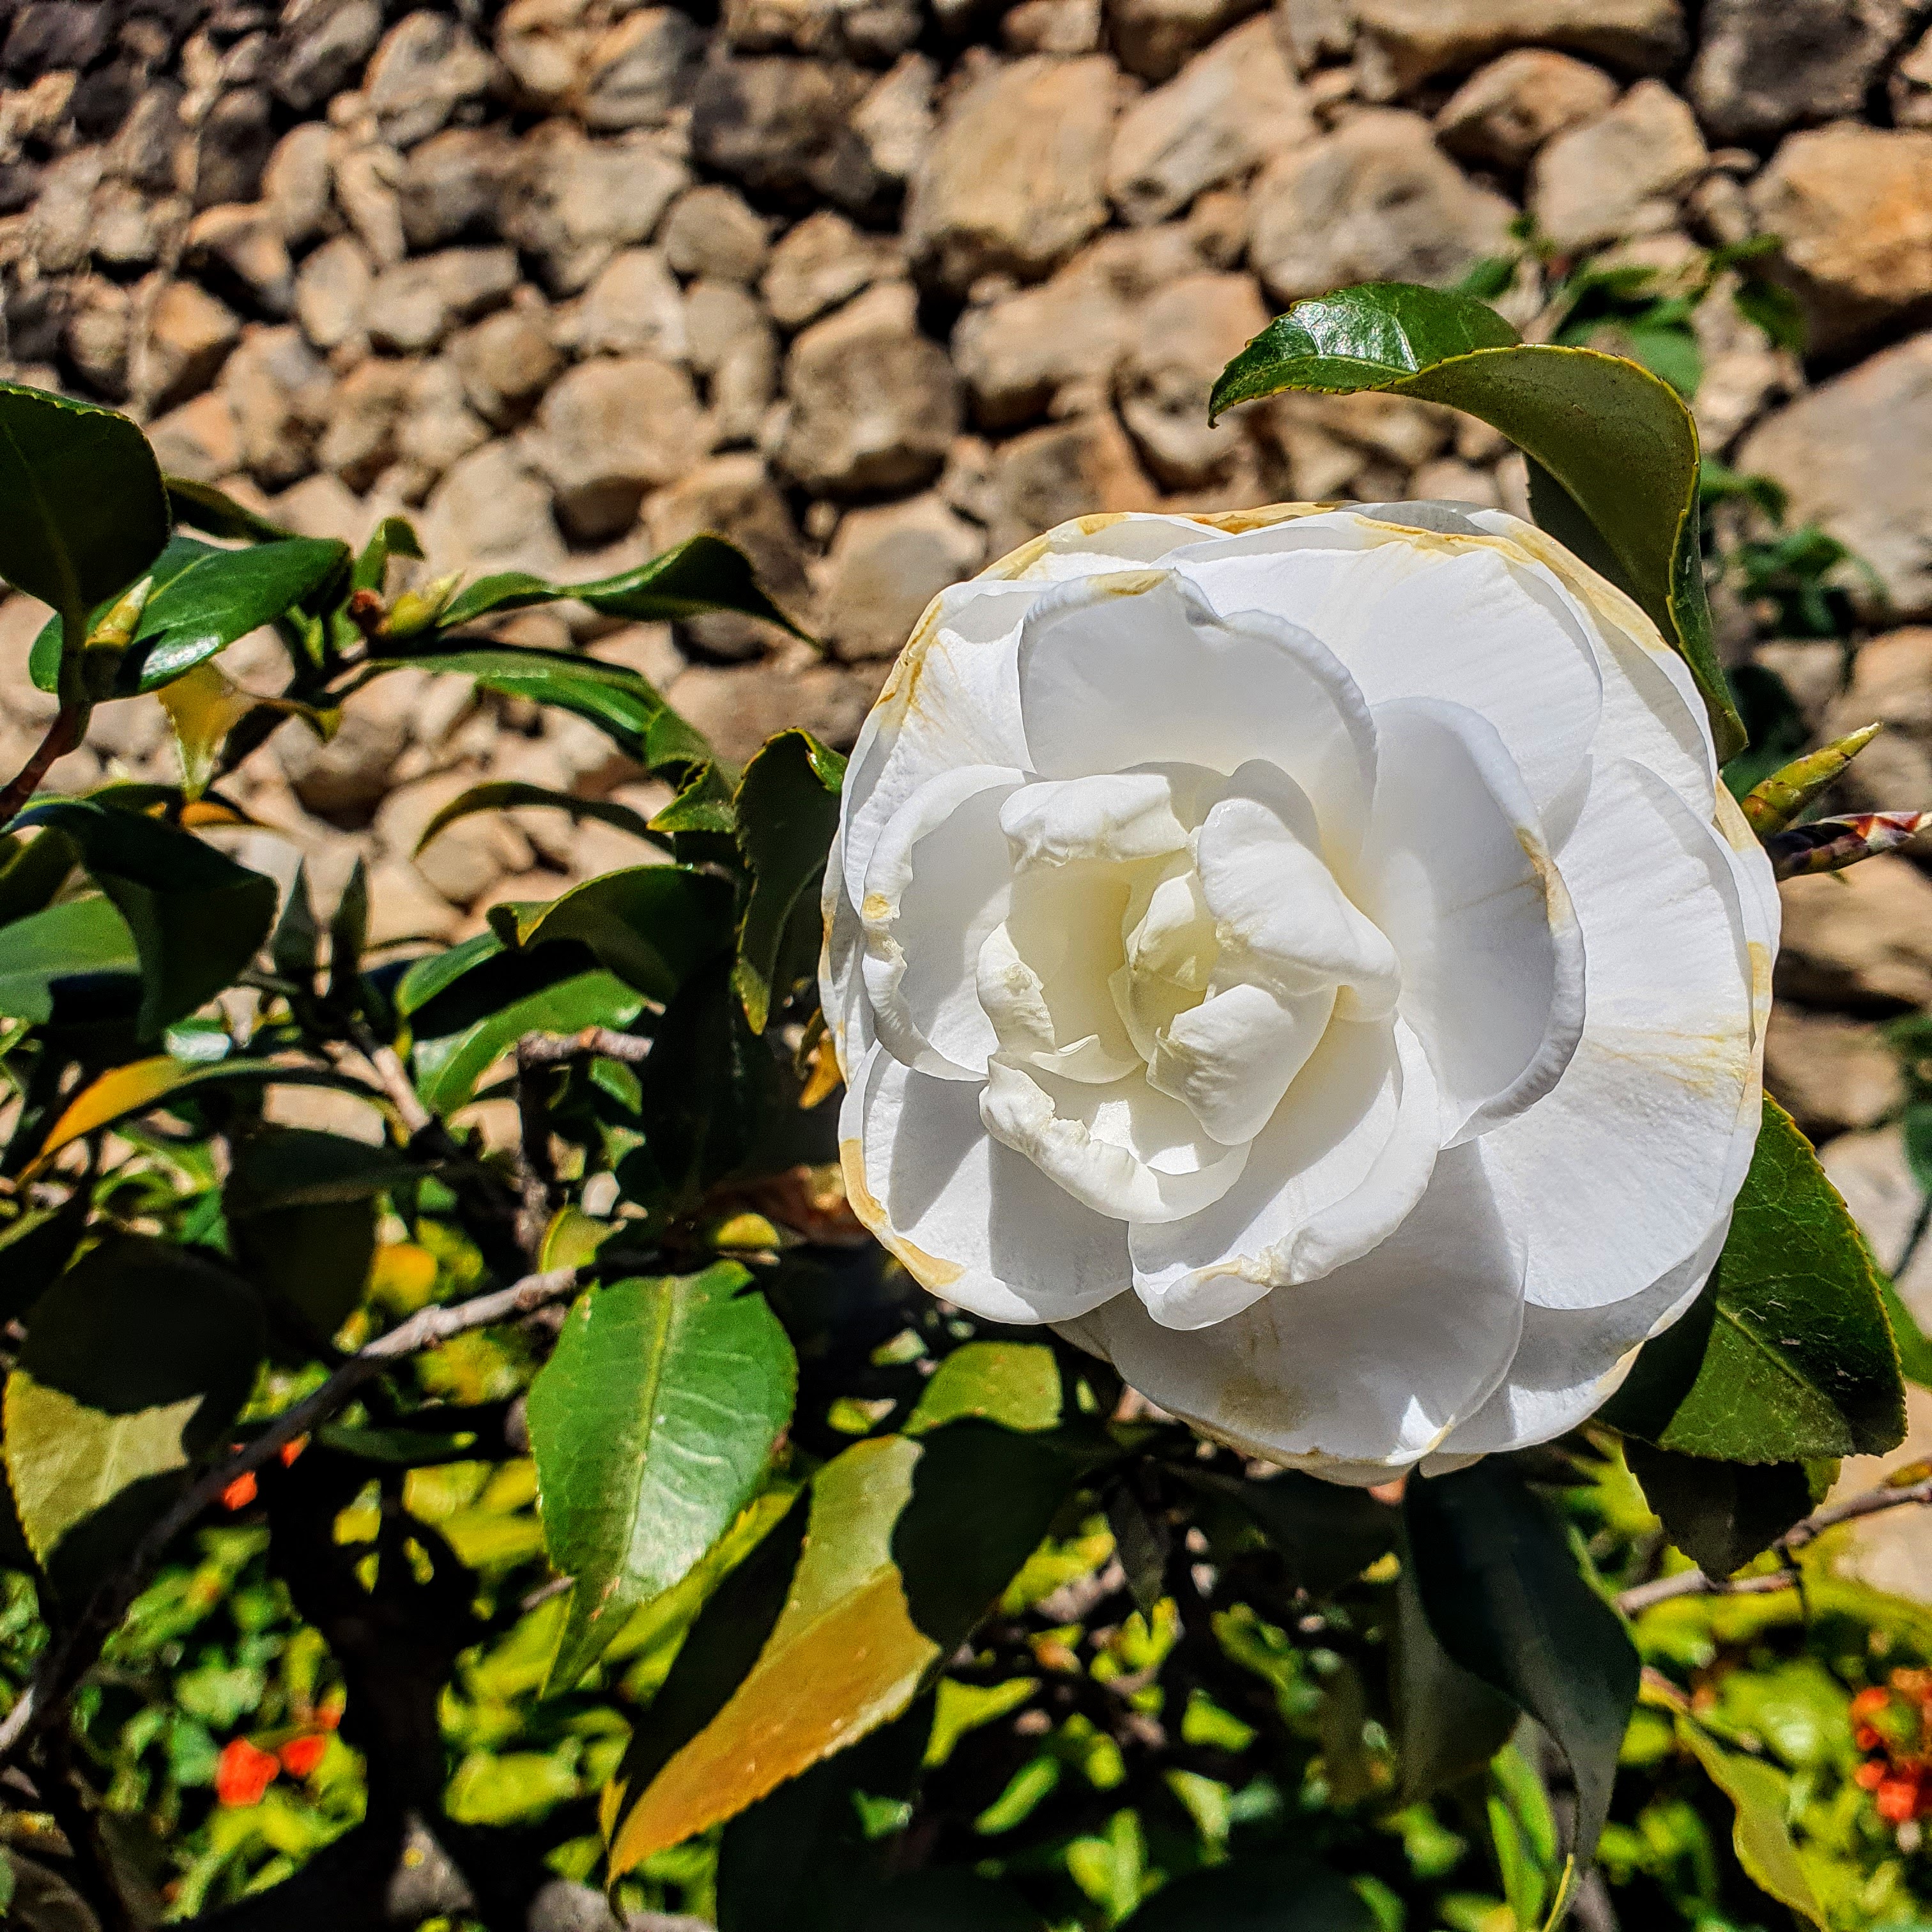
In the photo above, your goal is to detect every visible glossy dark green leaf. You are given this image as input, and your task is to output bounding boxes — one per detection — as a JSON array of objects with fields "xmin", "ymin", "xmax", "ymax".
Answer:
[
  {"xmin": 10, "ymin": 800, "xmax": 275, "ymax": 1036},
  {"xmin": 227, "ymin": 1126, "xmax": 422, "ymax": 1211},
  {"xmin": 31, "ymin": 535, "xmax": 349, "ymax": 694},
  {"xmin": 0, "ymin": 825, "xmax": 76, "ymax": 928},
  {"xmin": 440, "ymin": 533, "xmax": 808, "ymax": 638},
  {"xmin": 5, "ymin": 1234, "xmax": 263, "ymax": 1593},
  {"xmin": 414, "ymin": 781, "xmax": 670, "ymax": 862},
  {"xmin": 1208, "ymin": 281, "xmax": 1745, "ymax": 762},
  {"xmin": 414, "ymin": 968, "xmax": 643, "ymax": 1116},
  {"xmin": 269, "ymin": 861, "xmax": 319, "ymax": 986},
  {"xmin": 1883, "ymin": 1276, "xmax": 1932, "ymax": 1388},
  {"xmin": 1621, "ymin": 1441, "xmax": 1813, "ymax": 1577},
  {"xmin": 1188, "ymin": 1466, "xmax": 1399, "ymax": 1597},
  {"xmin": 733, "ymin": 730, "xmax": 845, "ymax": 1033},
  {"xmin": 0, "ymin": 381, "xmax": 169, "ymax": 632},
  {"xmin": 327, "ymin": 855, "xmax": 367, "ymax": 1008},
  {"xmin": 487, "ymin": 864, "xmax": 733, "ymax": 1006},
  {"xmin": 1405, "ymin": 1460, "xmax": 1638, "ymax": 1901},
  {"xmin": 364, "ymin": 641, "xmax": 714, "ymax": 782},
  {"xmin": 1602, "ymin": 1098, "xmax": 1906, "ymax": 1462},
  {"xmin": 1391, "ymin": 1542, "xmax": 1519, "ymax": 1803},
  {"xmin": 1122, "ymin": 1855, "xmax": 1374, "ymax": 1931},
  {"xmin": 396, "ymin": 928, "xmax": 503, "ymax": 1018},
  {"xmin": 164, "ymin": 475, "xmax": 292, "ymax": 544},
  {"xmin": 528, "ymin": 1263, "xmax": 797, "ymax": 1692},
  {"xmin": 633, "ymin": 963, "xmax": 774, "ymax": 1206},
  {"xmin": 0, "ymin": 896, "xmax": 138, "ymax": 1023}
]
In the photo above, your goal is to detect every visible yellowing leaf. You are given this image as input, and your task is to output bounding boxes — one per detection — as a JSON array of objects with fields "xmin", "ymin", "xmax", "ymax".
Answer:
[
  {"xmin": 38, "ymin": 1055, "xmax": 187, "ymax": 1160},
  {"xmin": 1676, "ymin": 1720, "xmax": 1828, "ymax": 1928},
  {"xmin": 2, "ymin": 1371, "xmax": 199, "ymax": 1561},
  {"xmin": 608, "ymin": 1436, "xmax": 935, "ymax": 1869},
  {"xmin": 158, "ymin": 661, "xmax": 257, "ymax": 799}
]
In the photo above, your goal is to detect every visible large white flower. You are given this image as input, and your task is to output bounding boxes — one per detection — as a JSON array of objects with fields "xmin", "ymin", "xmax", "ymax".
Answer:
[{"xmin": 821, "ymin": 503, "xmax": 1777, "ymax": 1483}]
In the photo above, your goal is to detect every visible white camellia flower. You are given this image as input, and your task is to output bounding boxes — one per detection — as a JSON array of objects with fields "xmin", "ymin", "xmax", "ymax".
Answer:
[{"xmin": 820, "ymin": 504, "xmax": 1777, "ymax": 1484}]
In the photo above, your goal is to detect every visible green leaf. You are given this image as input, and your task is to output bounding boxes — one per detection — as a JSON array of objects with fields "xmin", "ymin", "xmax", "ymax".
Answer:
[
  {"xmin": 0, "ymin": 825, "xmax": 77, "ymax": 928},
  {"xmin": 528, "ymin": 1263, "xmax": 797, "ymax": 1692},
  {"xmin": 414, "ymin": 968, "xmax": 643, "ymax": 1116},
  {"xmin": 1208, "ymin": 280, "xmax": 1746, "ymax": 762},
  {"xmin": 1883, "ymin": 1275, "xmax": 1932, "ymax": 1388},
  {"xmin": 1121, "ymin": 1856, "xmax": 1374, "ymax": 1931},
  {"xmin": 905, "ymin": 1342, "xmax": 1061, "ymax": 1435},
  {"xmin": 0, "ymin": 895, "xmax": 138, "ymax": 1023},
  {"xmin": 732, "ymin": 730, "xmax": 845, "ymax": 1033},
  {"xmin": 327, "ymin": 855, "xmax": 367, "ymax": 1008},
  {"xmin": 415, "ymin": 781, "xmax": 671, "ymax": 862},
  {"xmin": 613, "ymin": 1423, "xmax": 1079, "ymax": 1867},
  {"xmin": 1390, "ymin": 1543, "xmax": 1519, "ymax": 1803},
  {"xmin": 1675, "ymin": 1720, "xmax": 1828, "ymax": 1928},
  {"xmin": 1404, "ymin": 1458, "xmax": 1639, "ymax": 1900},
  {"xmin": 440, "ymin": 533, "xmax": 808, "ymax": 638},
  {"xmin": 31, "ymin": 535, "xmax": 349, "ymax": 694},
  {"xmin": 1602, "ymin": 1098, "xmax": 1906, "ymax": 1462},
  {"xmin": 269, "ymin": 861, "xmax": 319, "ymax": 986},
  {"xmin": 365, "ymin": 641, "xmax": 715, "ymax": 781},
  {"xmin": 0, "ymin": 381, "xmax": 169, "ymax": 636},
  {"xmin": 396, "ymin": 928, "xmax": 503, "ymax": 1018},
  {"xmin": 1621, "ymin": 1441, "xmax": 1813, "ymax": 1577},
  {"xmin": 10, "ymin": 799, "xmax": 276, "ymax": 1036},
  {"xmin": 487, "ymin": 864, "xmax": 734, "ymax": 1005},
  {"xmin": 352, "ymin": 514, "xmax": 423, "ymax": 595},
  {"xmin": 855, "ymin": 1876, "xmax": 1046, "ymax": 1932},
  {"xmin": 4, "ymin": 1234, "xmax": 263, "ymax": 1591},
  {"xmin": 164, "ymin": 475, "xmax": 293, "ymax": 544},
  {"xmin": 1189, "ymin": 1467, "xmax": 1399, "ymax": 1597}
]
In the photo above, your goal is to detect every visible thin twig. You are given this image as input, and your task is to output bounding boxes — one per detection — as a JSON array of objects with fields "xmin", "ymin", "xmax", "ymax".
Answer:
[
  {"xmin": 1615, "ymin": 1464, "xmax": 1932, "ymax": 1618},
  {"xmin": 0, "ymin": 707, "xmax": 83, "ymax": 826},
  {"xmin": 0, "ymin": 1263, "xmax": 586, "ymax": 1767},
  {"xmin": 336, "ymin": 1022, "xmax": 433, "ymax": 1140},
  {"xmin": 510, "ymin": 1029, "xmax": 652, "ymax": 1252}
]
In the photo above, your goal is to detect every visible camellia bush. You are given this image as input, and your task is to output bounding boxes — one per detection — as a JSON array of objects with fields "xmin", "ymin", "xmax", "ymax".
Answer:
[{"xmin": 1, "ymin": 280, "xmax": 1931, "ymax": 1932}]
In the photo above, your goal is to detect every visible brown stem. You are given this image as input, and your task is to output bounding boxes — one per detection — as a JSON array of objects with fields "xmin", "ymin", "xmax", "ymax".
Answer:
[
  {"xmin": 0, "ymin": 1262, "xmax": 587, "ymax": 1768},
  {"xmin": 1614, "ymin": 1463, "xmax": 1932, "ymax": 1618},
  {"xmin": 0, "ymin": 707, "xmax": 82, "ymax": 825}
]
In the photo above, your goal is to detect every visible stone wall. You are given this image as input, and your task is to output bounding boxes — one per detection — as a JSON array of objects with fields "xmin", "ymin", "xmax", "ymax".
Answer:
[{"xmin": 13, "ymin": 0, "xmax": 1932, "ymax": 1287}]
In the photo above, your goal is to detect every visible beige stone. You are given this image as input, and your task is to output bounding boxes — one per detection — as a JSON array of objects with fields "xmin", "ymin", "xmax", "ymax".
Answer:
[
  {"xmin": 1691, "ymin": 0, "xmax": 1912, "ymax": 144},
  {"xmin": 141, "ymin": 279, "xmax": 240, "ymax": 412},
  {"xmin": 1104, "ymin": 0, "xmax": 1262, "ymax": 80},
  {"xmin": 186, "ymin": 203, "xmax": 295, "ymax": 316},
  {"xmin": 397, "ymin": 127, "xmax": 514, "ymax": 250},
  {"xmin": 379, "ymin": 770, "xmax": 533, "ymax": 906},
  {"xmin": 1765, "ymin": 1006, "xmax": 1905, "ymax": 1141},
  {"xmin": 494, "ymin": 0, "xmax": 595, "ymax": 110},
  {"xmin": 420, "ymin": 440, "xmax": 569, "ymax": 583},
  {"xmin": 1777, "ymin": 854, "xmax": 1932, "ymax": 1009},
  {"xmin": 682, "ymin": 280, "xmax": 779, "ymax": 444},
  {"xmin": 1107, "ymin": 15, "xmax": 1314, "ymax": 229},
  {"xmin": 578, "ymin": 8, "xmax": 702, "ymax": 128},
  {"xmin": 531, "ymin": 355, "xmax": 711, "ymax": 540},
  {"xmin": 1749, "ymin": 125, "xmax": 1932, "ymax": 356},
  {"xmin": 1435, "ymin": 49, "xmax": 1618, "ymax": 169},
  {"xmin": 556, "ymin": 248, "xmax": 686, "ymax": 359},
  {"xmin": 1818, "ymin": 630, "xmax": 1932, "ymax": 833},
  {"xmin": 905, "ymin": 55, "xmax": 1117, "ymax": 294},
  {"xmin": 1116, "ymin": 271, "xmax": 1268, "ymax": 489},
  {"xmin": 147, "ymin": 392, "xmax": 243, "ymax": 482},
  {"xmin": 821, "ymin": 493, "xmax": 986, "ymax": 661},
  {"xmin": 661, "ymin": 185, "xmax": 770, "ymax": 285},
  {"xmin": 1529, "ymin": 80, "xmax": 1708, "ymax": 251},
  {"xmin": 776, "ymin": 282, "xmax": 959, "ymax": 496},
  {"xmin": 762, "ymin": 211, "xmax": 897, "ymax": 330},
  {"xmin": 365, "ymin": 246, "xmax": 520, "ymax": 353},
  {"xmin": 262, "ymin": 121, "xmax": 337, "ymax": 247},
  {"xmin": 365, "ymin": 10, "xmax": 501, "ymax": 149},
  {"xmin": 319, "ymin": 356, "xmax": 418, "ymax": 489},
  {"xmin": 1740, "ymin": 332, "xmax": 1932, "ymax": 621},
  {"xmin": 503, "ymin": 121, "xmax": 689, "ymax": 295},
  {"xmin": 953, "ymin": 225, "xmax": 1202, "ymax": 430},
  {"xmin": 987, "ymin": 410, "xmax": 1158, "ymax": 555},
  {"xmin": 333, "ymin": 140, "xmax": 408, "ymax": 266},
  {"xmin": 293, "ymin": 233, "xmax": 373, "ymax": 353},
  {"xmin": 220, "ymin": 324, "xmax": 335, "ymax": 489},
  {"xmin": 270, "ymin": 473, "xmax": 373, "ymax": 546},
  {"xmin": 854, "ymin": 50, "xmax": 936, "ymax": 187},
  {"xmin": 1249, "ymin": 111, "xmax": 1513, "ymax": 307},
  {"xmin": 666, "ymin": 651, "xmax": 884, "ymax": 766},
  {"xmin": 648, "ymin": 454, "xmax": 811, "ymax": 658},
  {"xmin": 1351, "ymin": 0, "xmax": 1685, "ymax": 92},
  {"xmin": 450, "ymin": 305, "xmax": 563, "ymax": 428}
]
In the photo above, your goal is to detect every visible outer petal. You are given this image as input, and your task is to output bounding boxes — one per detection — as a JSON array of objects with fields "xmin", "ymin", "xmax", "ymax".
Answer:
[
  {"xmin": 1485, "ymin": 756, "xmax": 1758, "ymax": 1314},
  {"xmin": 1060, "ymin": 1142, "xmax": 1524, "ymax": 1481},
  {"xmin": 859, "ymin": 764, "xmax": 1023, "ymax": 1079},
  {"xmin": 841, "ymin": 1043, "xmax": 1130, "ymax": 1324},
  {"xmin": 1353, "ymin": 696, "xmax": 1583, "ymax": 1145},
  {"xmin": 1015, "ymin": 569, "xmax": 1379, "ymax": 859},
  {"xmin": 1172, "ymin": 511, "xmax": 1603, "ymax": 814},
  {"xmin": 1128, "ymin": 1018, "xmax": 1441, "ymax": 1328}
]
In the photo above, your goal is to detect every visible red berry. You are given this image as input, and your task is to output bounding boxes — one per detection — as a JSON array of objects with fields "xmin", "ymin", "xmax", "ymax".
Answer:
[{"xmin": 215, "ymin": 1739, "xmax": 278, "ymax": 1807}]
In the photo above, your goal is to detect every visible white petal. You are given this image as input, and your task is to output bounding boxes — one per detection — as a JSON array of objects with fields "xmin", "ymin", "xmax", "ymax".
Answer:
[
  {"xmin": 999, "ymin": 767, "xmax": 1213, "ymax": 870},
  {"xmin": 979, "ymin": 1057, "xmax": 1250, "ymax": 1224},
  {"xmin": 840, "ymin": 580, "xmax": 1036, "ymax": 923},
  {"xmin": 1485, "ymin": 756, "xmax": 1758, "ymax": 1314},
  {"xmin": 1015, "ymin": 569, "xmax": 1378, "ymax": 859},
  {"xmin": 1195, "ymin": 760, "xmax": 1400, "ymax": 1020},
  {"xmin": 979, "ymin": 862, "xmax": 1142, "ymax": 1084},
  {"xmin": 1353, "ymin": 696, "xmax": 1583, "ymax": 1145},
  {"xmin": 1129, "ymin": 1018, "xmax": 1442, "ymax": 1327},
  {"xmin": 820, "ymin": 816, "xmax": 871, "ymax": 1075},
  {"xmin": 859, "ymin": 764, "xmax": 1023, "ymax": 1080},
  {"xmin": 1148, "ymin": 981, "xmax": 1337, "ymax": 1147},
  {"xmin": 1060, "ymin": 1141, "xmax": 1524, "ymax": 1479},
  {"xmin": 1172, "ymin": 514, "xmax": 1602, "ymax": 814},
  {"xmin": 841, "ymin": 1043, "xmax": 1131, "ymax": 1323}
]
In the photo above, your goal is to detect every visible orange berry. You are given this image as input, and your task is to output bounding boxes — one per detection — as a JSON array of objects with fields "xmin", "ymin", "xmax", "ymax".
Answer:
[
  {"xmin": 221, "ymin": 1472, "xmax": 258, "ymax": 1512},
  {"xmin": 215, "ymin": 1739, "xmax": 278, "ymax": 1807},
  {"xmin": 1878, "ymin": 1775, "xmax": 1920, "ymax": 1824},
  {"xmin": 277, "ymin": 1735, "xmax": 326, "ymax": 1778}
]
